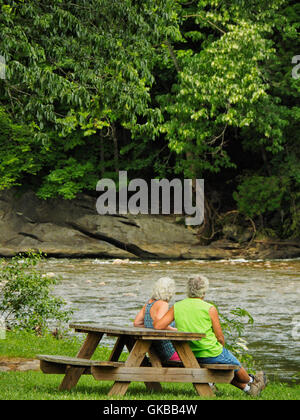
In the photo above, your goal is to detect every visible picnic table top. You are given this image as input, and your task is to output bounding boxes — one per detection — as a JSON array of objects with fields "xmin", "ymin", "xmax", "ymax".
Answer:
[{"xmin": 69, "ymin": 323, "xmax": 206, "ymax": 341}]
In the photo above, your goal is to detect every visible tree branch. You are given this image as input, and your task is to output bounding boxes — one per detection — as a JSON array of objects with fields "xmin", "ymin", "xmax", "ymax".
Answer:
[
  {"xmin": 183, "ymin": 14, "xmax": 226, "ymax": 35},
  {"xmin": 164, "ymin": 39, "xmax": 181, "ymax": 73}
]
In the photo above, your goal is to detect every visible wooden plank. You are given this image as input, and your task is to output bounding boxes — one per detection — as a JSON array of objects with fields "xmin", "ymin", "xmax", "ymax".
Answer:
[
  {"xmin": 108, "ymin": 336, "xmax": 127, "ymax": 362},
  {"xmin": 108, "ymin": 339, "xmax": 151, "ymax": 397},
  {"xmin": 40, "ymin": 360, "xmax": 91, "ymax": 375},
  {"xmin": 137, "ymin": 336, "xmax": 206, "ymax": 341},
  {"xmin": 37, "ymin": 355, "xmax": 95, "ymax": 367},
  {"xmin": 146, "ymin": 346, "xmax": 163, "ymax": 392},
  {"xmin": 38, "ymin": 354, "xmax": 125, "ymax": 368},
  {"xmin": 148, "ymin": 346, "xmax": 163, "ymax": 368},
  {"xmin": 163, "ymin": 360, "xmax": 237, "ymax": 371},
  {"xmin": 107, "ymin": 336, "xmax": 161, "ymax": 393},
  {"xmin": 40, "ymin": 360, "xmax": 67, "ymax": 374},
  {"xmin": 70, "ymin": 324, "xmax": 205, "ymax": 341},
  {"xmin": 200, "ymin": 364, "xmax": 238, "ymax": 370},
  {"xmin": 59, "ymin": 332, "xmax": 103, "ymax": 391},
  {"xmin": 173, "ymin": 341, "xmax": 215, "ymax": 397},
  {"xmin": 120, "ymin": 341, "xmax": 163, "ymax": 393},
  {"xmin": 76, "ymin": 332, "xmax": 104, "ymax": 359},
  {"xmin": 92, "ymin": 366, "xmax": 234, "ymax": 384},
  {"xmin": 162, "ymin": 360, "xmax": 183, "ymax": 367},
  {"xmin": 103, "ymin": 332, "xmax": 205, "ymax": 341},
  {"xmin": 93, "ymin": 361, "xmax": 124, "ymax": 367}
]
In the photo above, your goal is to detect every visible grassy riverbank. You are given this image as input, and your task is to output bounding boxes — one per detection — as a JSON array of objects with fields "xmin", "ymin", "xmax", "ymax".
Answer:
[{"xmin": 1, "ymin": 331, "xmax": 299, "ymax": 400}]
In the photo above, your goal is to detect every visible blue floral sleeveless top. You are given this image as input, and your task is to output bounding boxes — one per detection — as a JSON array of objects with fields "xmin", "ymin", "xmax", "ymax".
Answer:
[{"xmin": 144, "ymin": 300, "xmax": 176, "ymax": 361}]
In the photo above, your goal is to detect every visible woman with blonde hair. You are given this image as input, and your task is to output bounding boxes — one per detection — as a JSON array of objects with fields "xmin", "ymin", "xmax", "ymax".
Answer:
[{"xmin": 134, "ymin": 277, "xmax": 180, "ymax": 362}]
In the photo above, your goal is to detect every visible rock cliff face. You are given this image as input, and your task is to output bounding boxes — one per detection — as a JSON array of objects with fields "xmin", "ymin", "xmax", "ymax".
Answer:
[{"xmin": 0, "ymin": 190, "xmax": 299, "ymax": 260}]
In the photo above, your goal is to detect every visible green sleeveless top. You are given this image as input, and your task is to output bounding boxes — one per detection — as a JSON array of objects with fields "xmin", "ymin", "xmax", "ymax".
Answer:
[{"xmin": 174, "ymin": 298, "xmax": 223, "ymax": 358}]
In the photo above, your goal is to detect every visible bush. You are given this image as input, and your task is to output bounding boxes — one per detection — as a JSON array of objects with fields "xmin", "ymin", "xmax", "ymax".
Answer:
[
  {"xmin": 0, "ymin": 251, "xmax": 72, "ymax": 334},
  {"xmin": 233, "ymin": 175, "xmax": 289, "ymax": 219},
  {"xmin": 214, "ymin": 304, "xmax": 256, "ymax": 372}
]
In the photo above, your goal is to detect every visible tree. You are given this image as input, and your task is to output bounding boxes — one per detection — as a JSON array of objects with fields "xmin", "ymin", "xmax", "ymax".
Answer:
[
  {"xmin": 158, "ymin": 0, "xmax": 289, "ymax": 177},
  {"xmin": 0, "ymin": 0, "xmax": 299, "ymax": 238},
  {"xmin": 0, "ymin": 0, "xmax": 179, "ymax": 198},
  {"xmin": 233, "ymin": 0, "xmax": 300, "ymax": 237},
  {"xmin": 157, "ymin": 0, "xmax": 299, "ymax": 238}
]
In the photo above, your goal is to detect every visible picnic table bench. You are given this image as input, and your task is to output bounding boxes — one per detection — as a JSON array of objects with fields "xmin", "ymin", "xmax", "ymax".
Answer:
[{"xmin": 37, "ymin": 323, "xmax": 236, "ymax": 397}]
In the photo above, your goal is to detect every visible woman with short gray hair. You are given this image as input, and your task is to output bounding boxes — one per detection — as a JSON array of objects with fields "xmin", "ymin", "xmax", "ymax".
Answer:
[
  {"xmin": 153, "ymin": 274, "xmax": 267, "ymax": 397},
  {"xmin": 187, "ymin": 274, "xmax": 209, "ymax": 298},
  {"xmin": 134, "ymin": 277, "xmax": 180, "ymax": 362}
]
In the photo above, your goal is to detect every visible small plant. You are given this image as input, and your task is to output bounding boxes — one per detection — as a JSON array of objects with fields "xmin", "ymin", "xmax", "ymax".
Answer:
[
  {"xmin": 220, "ymin": 307, "xmax": 256, "ymax": 372},
  {"xmin": 0, "ymin": 251, "xmax": 72, "ymax": 335},
  {"xmin": 211, "ymin": 303, "xmax": 256, "ymax": 371}
]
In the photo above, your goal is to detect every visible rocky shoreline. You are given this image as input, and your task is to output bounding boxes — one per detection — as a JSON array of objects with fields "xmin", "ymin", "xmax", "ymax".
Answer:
[
  {"xmin": 0, "ymin": 190, "xmax": 299, "ymax": 261},
  {"xmin": 0, "ymin": 357, "xmax": 40, "ymax": 372}
]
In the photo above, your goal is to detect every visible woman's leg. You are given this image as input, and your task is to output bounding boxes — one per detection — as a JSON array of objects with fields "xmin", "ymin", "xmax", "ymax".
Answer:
[
  {"xmin": 231, "ymin": 366, "xmax": 251, "ymax": 390},
  {"xmin": 197, "ymin": 348, "xmax": 251, "ymax": 391}
]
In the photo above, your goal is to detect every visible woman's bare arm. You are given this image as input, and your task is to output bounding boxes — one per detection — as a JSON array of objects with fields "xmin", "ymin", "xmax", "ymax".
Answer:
[
  {"xmin": 152, "ymin": 302, "xmax": 177, "ymax": 330},
  {"xmin": 133, "ymin": 305, "xmax": 146, "ymax": 327},
  {"xmin": 153, "ymin": 307, "xmax": 175, "ymax": 330},
  {"xmin": 209, "ymin": 306, "xmax": 225, "ymax": 346}
]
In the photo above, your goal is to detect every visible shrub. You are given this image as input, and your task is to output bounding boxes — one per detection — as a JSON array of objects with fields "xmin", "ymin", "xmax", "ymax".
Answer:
[
  {"xmin": 0, "ymin": 251, "xmax": 72, "ymax": 334},
  {"xmin": 220, "ymin": 306, "xmax": 256, "ymax": 371},
  {"xmin": 233, "ymin": 175, "xmax": 289, "ymax": 219}
]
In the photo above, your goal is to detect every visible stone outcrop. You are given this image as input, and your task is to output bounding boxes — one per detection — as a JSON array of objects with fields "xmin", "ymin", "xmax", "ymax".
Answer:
[
  {"xmin": 0, "ymin": 190, "xmax": 299, "ymax": 260},
  {"xmin": 0, "ymin": 357, "xmax": 40, "ymax": 372}
]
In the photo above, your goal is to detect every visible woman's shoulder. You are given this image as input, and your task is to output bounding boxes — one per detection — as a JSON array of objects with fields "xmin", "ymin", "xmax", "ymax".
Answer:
[
  {"xmin": 150, "ymin": 299, "xmax": 169, "ymax": 310},
  {"xmin": 174, "ymin": 298, "xmax": 214, "ymax": 309},
  {"xmin": 153, "ymin": 299, "xmax": 168, "ymax": 306}
]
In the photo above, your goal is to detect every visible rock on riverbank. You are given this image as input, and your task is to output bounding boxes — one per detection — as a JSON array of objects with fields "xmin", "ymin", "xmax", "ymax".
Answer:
[
  {"xmin": 0, "ymin": 190, "xmax": 299, "ymax": 260},
  {"xmin": 0, "ymin": 357, "xmax": 40, "ymax": 372}
]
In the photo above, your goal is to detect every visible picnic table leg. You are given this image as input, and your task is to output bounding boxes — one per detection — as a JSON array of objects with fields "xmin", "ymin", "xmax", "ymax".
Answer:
[
  {"xmin": 108, "ymin": 336, "xmax": 129, "ymax": 362},
  {"xmin": 108, "ymin": 339, "xmax": 152, "ymax": 397},
  {"xmin": 146, "ymin": 346, "xmax": 163, "ymax": 392},
  {"xmin": 59, "ymin": 332, "xmax": 103, "ymax": 391},
  {"xmin": 108, "ymin": 336, "xmax": 162, "ymax": 393},
  {"xmin": 173, "ymin": 341, "xmax": 214, "ymax": 397}
]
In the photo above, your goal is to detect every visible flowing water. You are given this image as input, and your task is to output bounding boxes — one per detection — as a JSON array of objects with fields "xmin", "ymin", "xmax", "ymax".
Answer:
[{"xmin": 40, "ymin": 257, "xmax": 300, "ymax": 383}]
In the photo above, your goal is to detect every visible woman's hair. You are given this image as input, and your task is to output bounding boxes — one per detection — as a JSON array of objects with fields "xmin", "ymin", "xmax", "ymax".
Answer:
[
  {"xmin": 187, "ymin": 274, "xmax": 209, "ymax": 298},
  {"xmin": 151, "ymin": 277, "xmax": 176, "ymax": 302}
]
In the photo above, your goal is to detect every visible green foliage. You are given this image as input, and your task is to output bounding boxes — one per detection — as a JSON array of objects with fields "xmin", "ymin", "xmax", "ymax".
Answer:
[
  {"xmin": 217, "ymin": 305, "xmax": 255, "ymax": 370},
  {"xmin": 233, "ymin": 176, "xmax": 289, "ymax": 218},
  {"xmin": 0, "ymin": 0, "xmax": 299, "ymax": 237},
  {"xmin": 0, "ymin": 108, "xmax": 41, "ymax": 190},
  {"xmin": 36, "ymin": 157, "xmax": 98, "ymax": 199},
  {"xmin": 158, "ymin": 2, "xmax": 289, "ymax": 178},
  {"xmin": 230, "ymin": 0, "xmax": 300, "ymax": 238},
  {"xmin": 0, "ymin": 252, "xmax": 72, "ymax": 333},
  {"xmin": 0, "ymin": 0, "xmax": 178, "ymax": 138},
  {"xmin": 0, "ymin": 0, "xmax": 178, "ymax": 197}
]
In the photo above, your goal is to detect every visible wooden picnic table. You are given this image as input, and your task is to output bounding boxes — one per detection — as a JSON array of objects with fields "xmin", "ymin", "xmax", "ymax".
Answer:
[{"xmin": 37, "ymin": 323, "xmax": 236, "ymax": 397}]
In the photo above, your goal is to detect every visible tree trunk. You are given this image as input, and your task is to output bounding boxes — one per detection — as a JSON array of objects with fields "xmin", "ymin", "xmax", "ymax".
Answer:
[
  {"xmin": 100, "ymin": 134, "xmax": 105, "ymax": 178},
  {"xmin": 111, "ymin": 123, "xmax": 119, "ymax": 174}
]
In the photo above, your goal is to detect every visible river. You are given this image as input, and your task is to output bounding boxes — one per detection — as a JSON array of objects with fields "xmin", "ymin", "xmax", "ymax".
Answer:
[{"xmin": 40, "ymin": 257, "xmax": 300, "ymax": 384}]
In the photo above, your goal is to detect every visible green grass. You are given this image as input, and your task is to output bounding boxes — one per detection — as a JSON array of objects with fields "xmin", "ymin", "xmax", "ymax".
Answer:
[
  {"xmin": 1, "ymin": 331, "xmax": 299, "ymax": 400},
  {"xmin": 1, "ymin": 370, "xmax": 300, "ymax": 400},
  {"xmin": 1, "ymin": 330, "xmax": 114, "ymax": 360}
]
